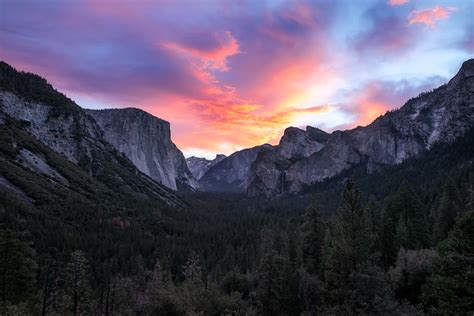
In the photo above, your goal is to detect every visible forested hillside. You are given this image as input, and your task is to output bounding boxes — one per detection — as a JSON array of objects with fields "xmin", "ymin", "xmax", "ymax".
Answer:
[{"xmin": 1, "ymin": 124, "xmax": 473, "ymax": 314}]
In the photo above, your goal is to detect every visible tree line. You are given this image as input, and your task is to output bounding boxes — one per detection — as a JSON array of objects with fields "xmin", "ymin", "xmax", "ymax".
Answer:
[{"xmin": 1, "ymin": 177, "xmax": 473, "ymax": 315}]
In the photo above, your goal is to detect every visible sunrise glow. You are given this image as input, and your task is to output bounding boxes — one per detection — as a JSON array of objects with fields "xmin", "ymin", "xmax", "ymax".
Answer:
[{"xmin": 0, "ymin": 0, "xmax": 472, "ymax": 156}]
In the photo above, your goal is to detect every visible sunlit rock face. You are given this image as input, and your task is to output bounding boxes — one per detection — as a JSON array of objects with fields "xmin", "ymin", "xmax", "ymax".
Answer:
[
  {"xmin": 247, "ymin": 59, "xmax": 474, "ymax": 196},
  {"xmin": 87, "ymin": 108, "xmax": 197, "ymax": 191},
  {"xmin": 198, "ymin": 144, "xmax": 274, "ymax": 192},
  {"xmin": 186, "ymin": 154, "xmax": 227, "ymax": 181}
]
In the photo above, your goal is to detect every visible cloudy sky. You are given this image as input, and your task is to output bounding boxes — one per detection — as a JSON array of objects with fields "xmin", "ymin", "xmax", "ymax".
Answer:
[{"xmin": 0, "ymin": 0, "xmax": 472, "ymax": 157}]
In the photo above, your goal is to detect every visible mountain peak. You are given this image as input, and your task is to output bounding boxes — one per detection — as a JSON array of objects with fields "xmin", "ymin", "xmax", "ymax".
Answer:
[
  {"xmin": 448, "ymin": 58, "xmax": 474, "ymax": 89},
  {"xmin": 460, "ymin": 58, "xmax": 474, "ymax": 72}
]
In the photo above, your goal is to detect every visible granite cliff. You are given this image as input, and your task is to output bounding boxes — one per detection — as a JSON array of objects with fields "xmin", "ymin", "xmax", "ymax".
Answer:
[{"xmin": 87, "ymin": 108, "xmax": 197, "ymax": 190}]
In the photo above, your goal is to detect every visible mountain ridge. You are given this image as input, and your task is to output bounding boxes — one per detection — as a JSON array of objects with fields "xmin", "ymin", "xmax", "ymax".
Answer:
[
  {"xmin": 2, "ymin": 59, "xmax": 473, "ymax": 198},
  {"xmin": 246, "ymin": 59, "xmax": 474, "ymax": 196},
  {"xmin": 0, "ymin": 60, "xmax": 196, "ymax": 192},
  {"xmin": 185, "ymin": 59, "xmax": 473, "ymax": 196},
  {"xmin": 0, "ymin": 61, "xmax": 185, "ymax": 206}
]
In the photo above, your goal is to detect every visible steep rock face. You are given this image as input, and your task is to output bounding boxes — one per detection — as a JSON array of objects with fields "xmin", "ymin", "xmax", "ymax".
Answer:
[
  {"xmin": 0, "ymin": 61, "xmax": 183, "ymax": 206},
  {"xmin": 247, "ymin": 147, "xmax": 292, "ymax": 197},
  {"xmin": 277, "ymin": 126, "xmax": 329, "ymax": 159},
  {"xmin": 87, "ymin": 108, "xmax": 196, "ymax": 190},
  {"xmin": 186, "ymin": 154, "xmax": 226, "ymax": 180},
  {"xmin": 199, "ymin": 144, "xmax": 273, "ymax": 192},
  {"xmin": 248, "ymin": 59, "xmax": 474, "ymax": 196},
  {"xmin": 247, "ymin": 126, "xmax": 329, "ymax": 196},
  {"xmin": 0, "ymin": 91, "xmax": 107, "ymax": 165}
]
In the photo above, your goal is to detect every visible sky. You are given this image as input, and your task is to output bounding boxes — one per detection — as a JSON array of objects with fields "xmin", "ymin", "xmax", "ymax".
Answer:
[{"xmin": 0, "ymin": 0, "xmax": 472, "ymax": 158}]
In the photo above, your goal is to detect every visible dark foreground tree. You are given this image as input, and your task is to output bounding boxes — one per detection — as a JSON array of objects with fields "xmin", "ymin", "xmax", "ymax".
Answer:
[
  {"xmin": 301, "ymin": 199, "xmax": 324, "ymax": 274},
  {"xmin": 254, "ymin": 229, "xmax": 297, "ymax": 315},
  {"xmin": 323, "ymin": 181, "xmax": 397, "ymax": 314},
  {"xmin": 389, "ymin": 181, "xmax": 429, "ymax": 250},
  {"xmin": 424, "ymin": 212, "xmax": 474, "ymax": 314},
  {"xmin": 432, "ymin": 179, "xmax": 461, "ymax": 243},
  {"xmin": 0, "ymin": 229, "xmax": 36, "ymax": 314},
  {"xmin": 63, "ymin": 250, "xmax": 92, "ymax": 316}
]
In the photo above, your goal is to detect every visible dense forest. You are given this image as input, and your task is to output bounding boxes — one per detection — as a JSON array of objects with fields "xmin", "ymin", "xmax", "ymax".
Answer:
[{"xmin": 1, "ymin": 125, "xmax": 473, "ymax": 315}]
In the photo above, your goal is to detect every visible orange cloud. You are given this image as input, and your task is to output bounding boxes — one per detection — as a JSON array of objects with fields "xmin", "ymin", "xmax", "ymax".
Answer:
[
  {"xmin": 162, "ymin": 31, "xmax": 240, "ymax": 71},
  {"xmin": 148, "ymin": 86, "xmax": 333, "ymax": 155},
  {"xmin": 168, "ymin": 54, "xmax": 337, "ymax": 154},
  {"xmin": 194, "ymin": 104, "xmax": 332, "ymax": 152},
  {"xmin": 408, "ymin": 6, "xmax": 456, "ymax": 27},
  {"xmin": 351, "ymin": 83, "xmax": 392, "ymax": 127},
  {"xmin": 388, "ymin": 0, "xmax": 409, "ymax": 6}
]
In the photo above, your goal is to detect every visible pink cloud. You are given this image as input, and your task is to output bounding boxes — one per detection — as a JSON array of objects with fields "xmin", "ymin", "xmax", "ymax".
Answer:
[
  {"xmin": 388, "ymin": 0, "xmax": 409, "ymax": 6},
  {"xmin": 408, "ymin": 6, "xmax": 456, "ymax": 27},
  {"xmin": 162, "ymin": 31, "xmax": 240, "ymax": 72}
]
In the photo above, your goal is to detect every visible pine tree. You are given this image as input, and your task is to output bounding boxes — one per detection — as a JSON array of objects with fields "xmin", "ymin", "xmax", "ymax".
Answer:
[
  {"xmin": 381, "ymin": 207, "xmax": 397, "ymax": 269},
  {"xmin": 366, "ymin": 196, "xmax": 383, "ymax": 259},
  {"xmin": 395, "ymin": 214, "xmax": 408, "ymax": 251},
  {"xmin": 301, "ymin": 199, "xmax": 324, "ymax": 274},
  {"xmin": 256, "ymin": 249, "xmax": 288, "ymax": 315},
  {"xmin": 320, "ymin": 228, "xmax": 332, "ymax": 273},
  {"xmin": 424, "ymin": 212, "xmax": 474, "ymax": 314},
  {"xmin": 387, "ymin": 181, "xmax": 429, "ymax": 249},
  {"xmin": 433, "ymin": 179, "xmax": 461, "ymax": 242},
  {"xmin": 327, "ymin": 181, "xmax": 374, "ymax": 274},
  {"xmin": 63, "ymin": 250, "xmax": 92, "ymax": 316},
  {"xmin": 39, "ymin": 253, "xmax": 62, "ymax": 316},
  {"xmin": 255, "ymin": 229, "xmax": 295, "ymax": 315},
  {"xmin": 0, "ymin": 229, "xmax": 36, "ymax": 313},
  {"xmin": 322, "ymin": 181, "xmax": 396, "ymax": 314}
]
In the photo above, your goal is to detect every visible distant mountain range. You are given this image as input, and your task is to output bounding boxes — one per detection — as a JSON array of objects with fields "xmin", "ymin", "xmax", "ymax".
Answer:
[
  {"xmin": 186, "ymin": 154, "xmax": 227, "ymax": 180},
  {"xmin": 1, "ymin": 59, "xmax": 473, "ymax": 201}
]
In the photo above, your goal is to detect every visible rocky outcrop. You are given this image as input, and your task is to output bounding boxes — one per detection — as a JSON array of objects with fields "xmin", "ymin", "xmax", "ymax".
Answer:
[
  {"xmin": 87, "ymin": 108, "xmax": 197, "ymax": 190},
  {"xmin": 186, "ymin": 154, "xmax": 226, "ymax": 180},
  {"xmin": 277, "ymin": 126, "xmax": 329, "ymax": 159},
  {"xmin": 0, "ymin": 90, "xmax": 108, "ymax": 166},
  {"xmin": 199, "ymin": 144, "xmax": 273, "ymax": 192},
  {"xmin": 201, "ymin": 126, "xmax": 329, "ymax": 194},
  {"xmin": 247, "ymin": 59, "xmax": 474, "ymax": 196},
  {"xmin": 246, "ymin": 126, "xmax": 329, "ymax": 196}
]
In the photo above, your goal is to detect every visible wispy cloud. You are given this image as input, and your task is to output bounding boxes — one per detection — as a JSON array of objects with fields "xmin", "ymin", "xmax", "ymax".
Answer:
[
  {"xmin": 408, "ymin": 6, "xmax": 457, "ymax": 27},
  {"xmin": 161, "ymin": 31, "xmax": 240, "ymax": 72},
  {"xmin": 388, "ymin": 0, "xmax": 409, "ymax": 6}
]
